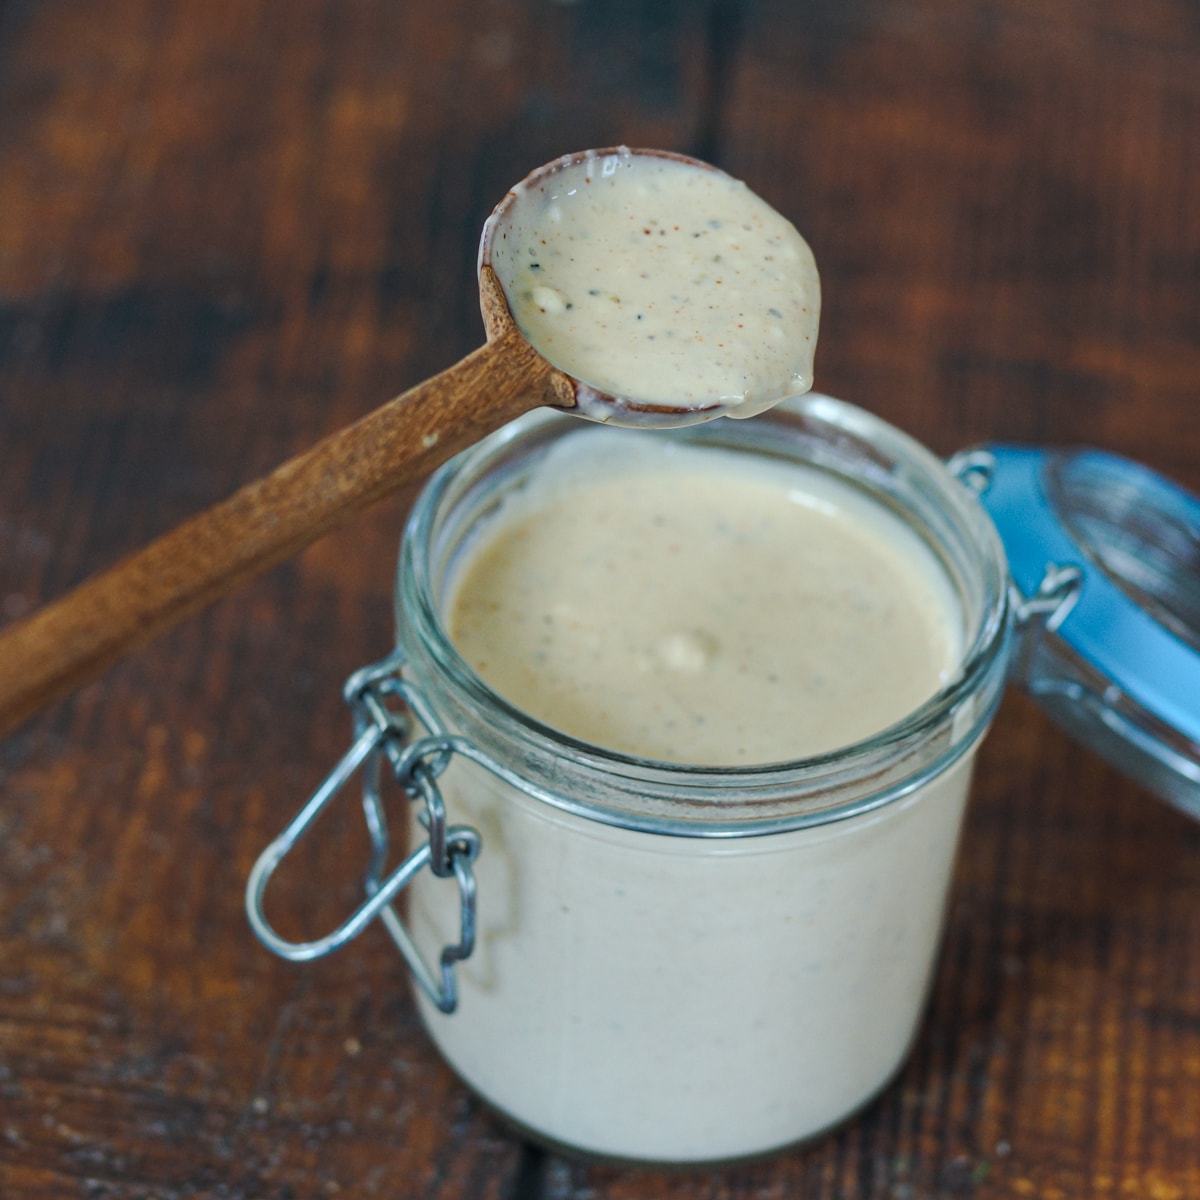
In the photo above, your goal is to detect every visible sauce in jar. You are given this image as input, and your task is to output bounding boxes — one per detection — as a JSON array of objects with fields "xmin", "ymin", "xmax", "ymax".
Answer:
[
  {"xmin": 447, "ymin": 431, "xmax": 961, "ymax": 764},
  {"xmin": 401, "ymin": 401, "xmax": 1008, "ymax": 1164}
]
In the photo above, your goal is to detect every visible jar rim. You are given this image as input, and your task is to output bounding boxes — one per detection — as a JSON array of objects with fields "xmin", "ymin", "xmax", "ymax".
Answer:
[{"xmin": 395, "ymin": 395, "xmax": 1012, "ymax": 834}]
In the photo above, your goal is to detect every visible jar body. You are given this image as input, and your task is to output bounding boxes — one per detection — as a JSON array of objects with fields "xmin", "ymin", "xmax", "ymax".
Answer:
[
  {"xmin": 394, "ymin": 395, "xmax": 1010, "ymax": 1165},
  {"xmin": 407, "ymin": 748, "xmax": 977, "ymax": 1162}
]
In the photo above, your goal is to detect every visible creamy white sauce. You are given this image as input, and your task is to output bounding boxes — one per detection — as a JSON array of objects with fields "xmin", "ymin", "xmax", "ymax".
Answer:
[
  {"xmin": 484, "ymin": 149, "xmax": 820, "ymax": 417},
  {"xmin": 411, "ymin": 750, "xmax": 975, "ymax": 1163},
  {"xmin": 447, "ymin": 432, "xmax": 960, "ymax": 764},
  {"xmin": 405, "ymin": 421, "xmax": 981, "ymax": 1162}
]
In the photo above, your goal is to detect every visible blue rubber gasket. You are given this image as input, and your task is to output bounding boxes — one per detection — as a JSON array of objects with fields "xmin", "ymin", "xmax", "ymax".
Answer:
[{"xmin": 981, "ymin": 446, "xmax": 1200, "ymax": 748}]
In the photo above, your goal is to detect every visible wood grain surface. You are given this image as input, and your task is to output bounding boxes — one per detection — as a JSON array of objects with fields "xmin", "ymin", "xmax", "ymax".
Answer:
[{"xmin": 2, "ymin": 2, "xmax": 1198, "ymax": 1198}]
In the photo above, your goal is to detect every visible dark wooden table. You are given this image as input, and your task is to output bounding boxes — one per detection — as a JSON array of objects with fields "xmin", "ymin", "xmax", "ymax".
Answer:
[{"xmin": 3, "ymin": 2, "xmax": 1199, "ymax": 1197}]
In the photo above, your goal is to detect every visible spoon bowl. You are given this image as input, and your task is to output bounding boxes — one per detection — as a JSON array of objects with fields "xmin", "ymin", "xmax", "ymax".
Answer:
[
  {"xmin": 480, "ymin": 146, "xmax": 819, "ymax": 426},
  {"xmin": 479, "ymin": 148, "xmax": 726, "ymax": 428}
]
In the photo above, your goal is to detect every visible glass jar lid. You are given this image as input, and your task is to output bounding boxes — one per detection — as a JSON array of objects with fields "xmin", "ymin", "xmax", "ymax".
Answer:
[{"xmin": 973, "ymin": 446, "xmax": 1200, "ymax": 819}]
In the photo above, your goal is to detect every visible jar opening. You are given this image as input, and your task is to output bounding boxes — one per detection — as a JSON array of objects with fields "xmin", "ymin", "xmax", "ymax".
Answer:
[{"xmin": 396, "ymin": 395, "xmax": 1011, "ymax": 834}]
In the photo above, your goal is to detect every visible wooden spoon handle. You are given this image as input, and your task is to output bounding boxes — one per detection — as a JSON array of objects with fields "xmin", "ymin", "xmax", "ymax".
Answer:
[{"xmin": 0, "ymin": 326, "xmax": 558, "ymax": 734}]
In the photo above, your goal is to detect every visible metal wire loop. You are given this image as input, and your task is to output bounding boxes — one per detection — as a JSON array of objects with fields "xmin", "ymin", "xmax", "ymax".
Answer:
[
  {"xmin": 244, "ymin": 650, "xmax": 483, "ymax": 1013},
  {"xmin": 946, "ymin": 448, "xmax": 997, "ymax": 495},
  {"xmin": 1012, "ymin": 562, "xmax": 1083, "ymax": 632}
]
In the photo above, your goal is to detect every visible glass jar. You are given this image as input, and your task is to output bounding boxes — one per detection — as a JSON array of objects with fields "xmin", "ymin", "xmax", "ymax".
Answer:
[
  {"xmin": 246, "ymin": 393, "xmax": 1199, "ymax": 1165},
  {"xmin": 249, "ymin": 394, "xmax": 1010, "ymax": 1164}
]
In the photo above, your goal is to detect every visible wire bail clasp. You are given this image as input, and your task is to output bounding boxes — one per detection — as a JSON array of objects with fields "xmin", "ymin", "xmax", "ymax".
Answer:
[{"xmin": 244, "ymin": 650, "xmax": 481, "ymax": 1014}]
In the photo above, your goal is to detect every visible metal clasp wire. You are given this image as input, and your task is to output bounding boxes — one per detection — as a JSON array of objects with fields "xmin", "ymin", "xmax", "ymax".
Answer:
[
  {"xmin": 244, "ymin": 649, "xmax": 482, "ymax": 1014},
  {"xmin": 1010, "ymin": 562, "xmax": 1083, "ymax": 633},
  {"xmin": 946, "ymin": 448, "xmax": 1083, "ymax": 633},
  {"xmin": 946, "ymin": 447, "xmax": 996, "ymax": 497}
]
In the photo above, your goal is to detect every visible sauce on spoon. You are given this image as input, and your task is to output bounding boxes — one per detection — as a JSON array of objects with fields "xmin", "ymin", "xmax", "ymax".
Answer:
[{"xmin": 481, "ymin": 147, "xmax": 821, "ymax": 423}]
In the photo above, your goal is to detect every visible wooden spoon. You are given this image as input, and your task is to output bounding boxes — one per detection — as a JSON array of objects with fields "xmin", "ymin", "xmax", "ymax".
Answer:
[{"xmin": 0, "ymin": 149, "xmax": 737, "ymax": 735}]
